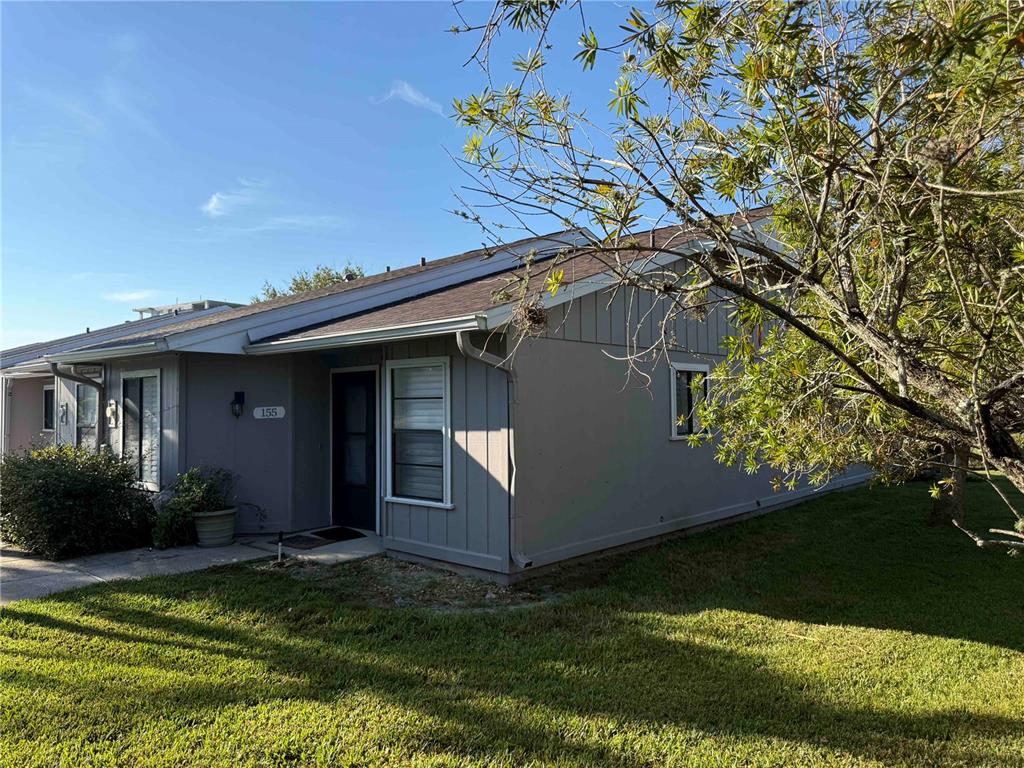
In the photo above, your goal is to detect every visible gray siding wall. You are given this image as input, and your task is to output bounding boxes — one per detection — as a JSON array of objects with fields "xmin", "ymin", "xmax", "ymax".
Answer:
[
  {"xmin": 544, "ymin": 278, "xmax": 732, "ymax": 355},
  {"xmin": 320, "ymin": 334, "xmax": 511, "ymax": 572},
  {"xmin": 183, "ymin": 353, "xmax": 294, "ymax": 533},
  {"xmin": 2, "ymin": 377, "xmax": 54, "ymax": 453},
  {"xmin": 290, "ymin": 353, "xmax": 332, "ymax": 532},
  {"xmin": 512, "ymin": 287, "xmax": 867, "ymax": 570}
]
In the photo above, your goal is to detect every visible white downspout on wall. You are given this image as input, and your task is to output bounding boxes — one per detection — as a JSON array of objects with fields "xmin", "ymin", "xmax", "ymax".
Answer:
[{"xmin": 455, "ymin": 330, "xmax": 533, "ymax": 570}]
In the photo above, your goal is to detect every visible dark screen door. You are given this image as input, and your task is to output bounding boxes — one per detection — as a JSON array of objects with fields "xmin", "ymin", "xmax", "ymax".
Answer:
[{"xmin": 331, "ymin": 370, "xmax": 377, "ymax": 530}]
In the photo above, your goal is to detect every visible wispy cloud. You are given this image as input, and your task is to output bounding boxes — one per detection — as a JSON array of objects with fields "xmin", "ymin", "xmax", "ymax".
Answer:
[
  {"xmin": 99, "ymin": 76, "xmax": 159, "ymax": 139},
  {"xmin": 200, "ymin": 178, "xmax": 266, "ymax": 218},
  {"xmin": 22, "ymin": 85, "xmax": 103, "ymax": 134},
  {"xmin": 103, "ymin": 289, "xmax": 159, "ymax": 303},
  {"xmin": 372, "ymin": 80, "xmax": 444, "ymax": 117}
]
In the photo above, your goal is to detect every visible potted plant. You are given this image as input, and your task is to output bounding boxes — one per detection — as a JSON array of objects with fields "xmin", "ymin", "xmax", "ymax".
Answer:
[{"xmin": 156, "ymin": 468, "xmax": 237, "ymax": 548}]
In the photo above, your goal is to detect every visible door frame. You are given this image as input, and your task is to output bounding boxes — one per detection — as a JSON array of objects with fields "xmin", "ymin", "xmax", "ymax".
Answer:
[
  {"xmin": 329, "ymin": 365, "xmax": 382, "ymax": 534},
  {"xmin": 117, "ymin": 367, "xmax": 162, "ymax": 491}
]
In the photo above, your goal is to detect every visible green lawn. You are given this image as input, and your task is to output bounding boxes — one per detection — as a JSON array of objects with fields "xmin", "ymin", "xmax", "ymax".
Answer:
[{"xmin": 2, "ymin": 482, "xmax": 1023, "ymax": 768}]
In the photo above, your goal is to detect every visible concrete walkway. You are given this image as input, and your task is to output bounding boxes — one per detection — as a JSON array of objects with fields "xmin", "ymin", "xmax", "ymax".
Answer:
[{"xmin": 1, "ymin": 533, "xmax": 383, "ymax": 605}]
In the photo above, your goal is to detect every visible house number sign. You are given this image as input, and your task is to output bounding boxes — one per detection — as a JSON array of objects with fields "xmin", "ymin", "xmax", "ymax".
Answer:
[{"xmin": 253, "ymin": 406, "xmax": 286, "ymax": 419}]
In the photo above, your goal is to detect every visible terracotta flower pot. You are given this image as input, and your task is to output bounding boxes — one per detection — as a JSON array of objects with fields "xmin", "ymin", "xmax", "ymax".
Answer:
[{"xmin": 193, "ymin": 507, "xmax": 237, "ymax": 547}]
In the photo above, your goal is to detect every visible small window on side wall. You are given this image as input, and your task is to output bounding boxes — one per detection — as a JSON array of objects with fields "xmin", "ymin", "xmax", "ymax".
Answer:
[
  {"xmin": 43, "ymin": 385, "xmax": 55, "ymax": 431},
  {"xmin": 670, "ymin": 363, "xmax": 709, "ymax": 439}
]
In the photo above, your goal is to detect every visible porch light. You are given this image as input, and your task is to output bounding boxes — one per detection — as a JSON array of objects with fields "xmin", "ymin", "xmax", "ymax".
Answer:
[{"xmin": 230, "ymin": 391, "xmax": 245, "ymax": 418}]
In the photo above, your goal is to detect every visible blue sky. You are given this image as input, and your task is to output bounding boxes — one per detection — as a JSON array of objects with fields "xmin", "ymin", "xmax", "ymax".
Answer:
[{"xmin": 2, "ymin": 1, "xmax": 627, "ymax": 349}]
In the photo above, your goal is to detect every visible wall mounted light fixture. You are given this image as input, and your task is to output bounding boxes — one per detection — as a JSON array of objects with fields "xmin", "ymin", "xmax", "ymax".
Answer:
[{"xmin": 230, "ymin": 391, "xmax": 245, "ymax": 419}]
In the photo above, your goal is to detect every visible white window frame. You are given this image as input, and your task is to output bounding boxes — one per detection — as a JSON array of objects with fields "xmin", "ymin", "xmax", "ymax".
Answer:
[
  {"xmin": 383, "ymin": 356, "xmax": 453, "ymax": 510},
  {"xmin": 669, "ymin": 361, "xmax": 710, "ymax": 441},
  {"xmin": 42, "ymin": 384, "xmax": 55, "ymax": 432},
  {"xmin": 119, "ymin": 368, "xmax": 162, "ymax": 491}
]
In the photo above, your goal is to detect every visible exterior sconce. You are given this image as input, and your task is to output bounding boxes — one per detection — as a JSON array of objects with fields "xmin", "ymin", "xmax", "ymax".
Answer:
[
  {"xmin": 60, "ymin": 403, "xmax": 69, "ymax": 425},
  {"xmin": 230, "ymin": 391, "xmax": 245, "ymax": 419}
]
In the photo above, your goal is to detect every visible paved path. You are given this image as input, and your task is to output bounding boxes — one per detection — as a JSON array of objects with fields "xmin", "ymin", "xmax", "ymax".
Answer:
[{"xmin": 1, "ymin": 534, "xmax": 383, "ymax": 604}]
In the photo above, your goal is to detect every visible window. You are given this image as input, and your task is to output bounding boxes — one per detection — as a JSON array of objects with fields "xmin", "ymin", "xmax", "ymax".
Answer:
[
  {"xmin": 670, "ymin": 363, "xmax": 709, "ymax": 439},
  {"xmin": 386, "ymin": 358, "xmax": 450, "ymax": 505},
  {"xmin": 42, "ymin": 385, "xmax": 55, "ymax": 431},
  {"xmin": 122, "ymin": 372, "xmax": 160, "ymax": 487},
  {"xmin": 75, "ymin": 384, "xmax": 99, "ymax": 451}
]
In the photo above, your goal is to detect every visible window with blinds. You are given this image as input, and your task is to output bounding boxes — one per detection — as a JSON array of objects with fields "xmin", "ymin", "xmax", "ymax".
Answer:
[
  {"xmin": 671, "ymin": 364, "xmax": 709, "ymax": 438},
  {"xmin": 388, "ymin": 361, "xmax": 448, "ymax": 503},
  {"xmin": 122, "ymin": 373, "xmax": 160, "ymax": 487}
]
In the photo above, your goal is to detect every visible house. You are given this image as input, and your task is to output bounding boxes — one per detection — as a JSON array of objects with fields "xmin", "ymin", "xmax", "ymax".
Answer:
[{"xmin": 0, "ymin": 213, "xmax": 868, "ymax": 579}]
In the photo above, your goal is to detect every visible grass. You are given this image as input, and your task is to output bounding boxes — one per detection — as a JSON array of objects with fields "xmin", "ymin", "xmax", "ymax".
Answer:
[{"xmin": 2, "ymin": 481, "xmax": 1023, "ymax": 768}]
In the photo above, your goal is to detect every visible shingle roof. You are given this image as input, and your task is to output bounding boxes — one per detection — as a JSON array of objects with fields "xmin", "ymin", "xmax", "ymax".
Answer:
[
  {"xmin": 79, "ymin": 230, "xmax": 575, "ymax": 350},
  {"xmin": 257, "ymin": 207, "xmax": 772, "ymax": 344},
  {"xmin": 0, "ymin": 303, "xmax": 235, "ymax": 371}
]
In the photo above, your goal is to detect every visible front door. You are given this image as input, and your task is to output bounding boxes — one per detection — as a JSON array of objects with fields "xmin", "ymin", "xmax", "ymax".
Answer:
[{"xmin": 331, "ymin": 370, "xmax": 377, "ymax": 530}]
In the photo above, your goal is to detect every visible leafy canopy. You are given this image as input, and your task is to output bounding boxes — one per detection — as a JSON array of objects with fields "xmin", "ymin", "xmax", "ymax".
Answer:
[{"xmin": 453, "ymin": 0, "xmax": 1024, "ymax": 548}]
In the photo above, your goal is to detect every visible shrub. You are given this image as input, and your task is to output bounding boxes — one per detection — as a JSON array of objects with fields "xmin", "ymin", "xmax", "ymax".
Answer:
[
  {"xmin": 151, "ymin": 468, "xmax": 235, "ymax": 549},
  {"xmin": 0, "ymin": 445, "xmax": 152, "ymax": 560}
]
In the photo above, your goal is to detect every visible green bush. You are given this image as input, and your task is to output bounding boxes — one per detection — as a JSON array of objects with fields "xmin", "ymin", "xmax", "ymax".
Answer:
[
  {"xmin": 0, "ymin": 445, "xmax": 152, "ymax": 560},
  {"xmin": 151, "ymin": 468, "xmax": 234, "ymax": 549}
]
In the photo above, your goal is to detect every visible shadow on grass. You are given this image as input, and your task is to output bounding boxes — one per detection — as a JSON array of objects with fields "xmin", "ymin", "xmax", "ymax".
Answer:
[
  {"xmin": 608, "ymin": 479, "xmax": 1024, "ymax": 652},
  {"xmin": 3, "ymin": 480, "xmax": 1022, "ymax": 765}
]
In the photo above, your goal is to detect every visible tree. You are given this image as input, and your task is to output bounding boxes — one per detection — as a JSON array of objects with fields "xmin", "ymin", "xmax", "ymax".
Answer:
[
  {"xmin": 452, "ymin": 0, "xmax": 1024, "ymax": 550},
  {"xmin": 252, "ymin": 263, "xmax": 365, "ymax": 303}
]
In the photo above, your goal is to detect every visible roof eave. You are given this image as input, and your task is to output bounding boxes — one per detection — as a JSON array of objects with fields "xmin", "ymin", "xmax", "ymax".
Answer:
[
  {"xmin": 45, "ymin": 340, "xmax": 167, "ymax": 364},
  {"xmin": 243, "ymin": 315, "xmax": 487, "ymax": 355}
]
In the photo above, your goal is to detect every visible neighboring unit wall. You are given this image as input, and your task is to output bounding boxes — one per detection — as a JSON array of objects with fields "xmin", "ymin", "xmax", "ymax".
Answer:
[
  {"xmin": 1, "ymin": 377, "xmax": 54, "ymax": 453},
  {"xmin": 512, "ymin": 286, "xmax": 864, "ymax": 570},
  {"xmin": 183, "ymin": 353, "xmax": 296, "ymax": 533},
  {"xmin": 320, "ymin": 334, "xmax": 511, "ymax": 572}
]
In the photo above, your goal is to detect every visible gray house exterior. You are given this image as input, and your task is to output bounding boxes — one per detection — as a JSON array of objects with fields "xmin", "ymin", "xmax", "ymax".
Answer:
[{"xmin": 1, "ymin": 216, "xmax": 868, "ymax": 578}]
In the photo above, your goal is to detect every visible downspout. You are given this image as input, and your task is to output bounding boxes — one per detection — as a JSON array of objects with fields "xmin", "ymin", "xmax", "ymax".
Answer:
[
  {"xmin": 455, "ymin": 330, "xmax": 533, "ymax": 569},
  {"xmin": 48, "ymin": 363, "xmax": 106, "ymax": 449}
]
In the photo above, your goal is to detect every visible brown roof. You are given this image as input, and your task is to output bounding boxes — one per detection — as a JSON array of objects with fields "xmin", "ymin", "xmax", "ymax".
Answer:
[{"xmin": 258, "ymin": 207, "xmax": 773, "ymax": 344}]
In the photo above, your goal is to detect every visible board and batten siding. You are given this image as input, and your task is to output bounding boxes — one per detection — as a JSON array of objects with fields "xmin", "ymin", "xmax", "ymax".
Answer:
[
  {"xmin": 183, "ymin": 353, "xmax": 295, "ymax": 533},
  {"xmin": 544, "ymin": 276, "xmax": 733, "ymax": 357},
  {"xmin": 320, "ymin": 334, "xmax": 511, "ymax": 572}
]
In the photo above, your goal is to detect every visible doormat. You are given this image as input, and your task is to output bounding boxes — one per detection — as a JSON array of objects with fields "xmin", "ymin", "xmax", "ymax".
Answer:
[
  {"xmin": 314, "ymin": 526, "xmax": 366, "ymax": 542},
  {"xmin": 277, "ymin": 534, "xmax": 332, "ymax": 550}
]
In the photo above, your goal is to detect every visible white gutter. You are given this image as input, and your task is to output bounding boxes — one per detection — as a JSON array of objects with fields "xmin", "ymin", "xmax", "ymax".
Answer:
[
  {"xmin": 244, "ymin": 315, "xmax": 486, "ymax": 355},
  {"xmin": 45, "ymin": 340, "xmax": 166, "ymax": 364},
  {"xmin": 455, "ymin": 330, "xmax": 533, "ymax": 570}
]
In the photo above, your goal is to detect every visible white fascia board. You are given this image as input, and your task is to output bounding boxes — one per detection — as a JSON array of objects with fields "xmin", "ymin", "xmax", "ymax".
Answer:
[
  {"xmin": 0, "ymin": 365, "xmax": 54, "ymax": 378},
  {"xmin": 45, "ymin": 341, "xmax": 166, "ymax": 364},
  {"xmin": 0, "ymin": 305, "xmax": 232, "ymax": 370},
  {"xmin": 167, "ymin": 229, "xmax": 595, "ymax": 354},
  {"xmin": 243, "ymin": 315, "xmax": 485, "ymax": 355},
  {"xmin": 480, "ymin": 237, "xmax": 718, "ymax": 330}
]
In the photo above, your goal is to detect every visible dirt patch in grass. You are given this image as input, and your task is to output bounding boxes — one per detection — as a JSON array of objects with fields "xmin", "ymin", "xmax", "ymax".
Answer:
[{"xmin": 255, "ymin": 555, "xmax": 559, "ymax": 611}]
